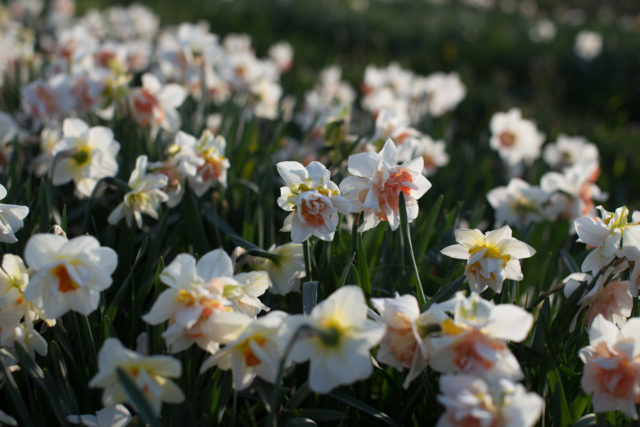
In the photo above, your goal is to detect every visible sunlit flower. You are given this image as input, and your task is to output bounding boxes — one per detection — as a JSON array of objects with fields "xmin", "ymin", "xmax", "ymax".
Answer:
[
  {"xmin": 579, "ymin": 315, "xmax": 640, "ymax": 419},
  {"xmin": 23, "ymin": 233, "xmax": 118, "ymax": 318},
  {"xmin": 200, "ymin": 310, "xmax": 292, "ymax": 390},
  {"xmin": 487, "ymin": 178, "xmax": 549, "ymax": 229},
  {"xmin": 429, "ymin": 292, "xmax": 533, "ymax": 380},
  {"xmin": 419, "ymin": 71, "xmax": 466, "ymax": 117},
  {"xmin": 397, "ymin": 134, "xmax": 449, "ymax": 176},
  {"xmin": 489, "ymin": 108, "xmax": 544, "ymax": 167},
  {"xmin": 436, "ymin": 374, "xmax": 544, "ymax": 427},
  {"xmin": 268, "ymin": 41, "xmax": 293, "ymax": 73},
  {"xmin": 89, "ymin": 338, "xmax": 184, "ymax": 414},
  {"xmin": 339, "ymin": 138, "xmax": 431, "ymax": 232},
  {"xmin": 52, "ymin": 118, "xmax": 120, "ymax": 198},
  {"xmin": 187, "ymin": 130, "xmax": 230, "ymax": 195},
  {"xmin": 441, "ymin": 226, "xmax": 535, "ymax": 293},
  {"xmin": 288, "ymin": 286, "xmax": 385, "ymax": 393},
  {"xmin": 142, "ymin": 249, "xmax": 270, "ymax": 353},
  {"xmin": 277, "ymin": 160, "xmax": 351, "ymax": 242},
  {"xmin": 21, "ymin": 75, "xmax": 74, "ymax": 122},
  {"xmin": 108, "ymin": 155, "xmax": 168, "ymax": 228},
  {"xmin": 0, "ymin": 184, "xmax": 29, "ymax": 244},
  {"xmin": 574, "ymin": 206, "xmax": 640, "ymax": 275}
]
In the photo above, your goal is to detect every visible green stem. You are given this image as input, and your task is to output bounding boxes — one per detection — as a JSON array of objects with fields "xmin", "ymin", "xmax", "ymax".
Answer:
[
  {"xmin": 399, "ymin": 193, "xmax": 426, "ymax": 306},
  {"xmin": 303, "ymin": 238, "xmax": 313, "ymax": 281}
]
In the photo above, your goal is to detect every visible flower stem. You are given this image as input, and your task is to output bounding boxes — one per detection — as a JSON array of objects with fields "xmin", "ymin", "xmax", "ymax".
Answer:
[
  {"xmin": 303, "ymin": 238, "xmax": 313, "ymax": 281},
  {"xmin": 399, "ymin": 192, "xmax": 426, "ymax": 306}
]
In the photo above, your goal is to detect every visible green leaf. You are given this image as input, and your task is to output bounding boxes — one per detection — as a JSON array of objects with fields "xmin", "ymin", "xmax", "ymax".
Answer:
[{"xmin": 329, "ymin": 391, "xmax": 398, "ymax": 427}]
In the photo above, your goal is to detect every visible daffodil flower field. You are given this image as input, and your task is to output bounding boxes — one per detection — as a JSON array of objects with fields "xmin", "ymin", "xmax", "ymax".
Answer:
[{"xmin": 0, "ymin": 0, "xmax": 639, "ymax": 425}]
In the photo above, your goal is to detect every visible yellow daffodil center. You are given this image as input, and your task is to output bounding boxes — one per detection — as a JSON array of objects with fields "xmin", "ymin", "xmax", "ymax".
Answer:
[
  {"xmin": 292, "ymin": 183, "xmax": 338, "ymax": 198},
  {"xmin": 318, "ymin": 318, "xmax": 346, "ymax": 347},
  {"xmin": 71, "ymin": 146, "xmax": 90, "ymax": 166},
  {"xmin": 469, "ymin": 244, "xmax": 511, "ymax": 264},
  {"xmin": 441, "ymin": 318, "xmax": 466, "ymax": 336}
]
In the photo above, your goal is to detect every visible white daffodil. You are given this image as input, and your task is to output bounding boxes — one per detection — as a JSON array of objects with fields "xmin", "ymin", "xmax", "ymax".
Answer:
[
  {"xmin": 255, "ymin": 242, "xmax": 306, "ymax": 295},
  {"xmin": 89, "ymin": 338, "xmax": 184, "ymax": 415},
  {"xmin": 436, "ymin": 374, "xmax": 544, "ymax": 427},
  {"xmin": 184, "ymin": 129, "xmax": 230, "ymax": 195},
  {"xmin": 429, "ymin": 292, "xmax": 533, "ymax": 381},
  {"xmin": 419, "ymin": 71, "xmax": 466, "ymax": 117},
  {"xmin": 489, "ymin": 108, "xmax": 544, "ymax": 167},
  {"xmin": 371, "ymin": 294, "xmax": 447, "ymax": 389},
  {"xmin": 441, "ymin": 226, "xmax": 535, "ymax": 294},
  {"xmin": 0, "ymin": 184, "xmax": 29, "ymax": 243},
  {"xmin": 579, "ymin": 315, "xmax": 640, "ymax": 419},
  {"xmin": 108, "ymin": 155, "xmax": 168, "ymax": 228},
  {"xmin": 0, "ymin": 254, "xmax": 54, "ymax": 356},
  {"xmin": 487, "ymin": 178, "xmax": 550, "ymax": 229},
  {"xmin": 142, "ymin": 249, "xmax": 270, "ymax": 353},
  {"xmin": 200, "ymin": 310, "xmax": 292, "ymax": 390},
  {"xmin": 563, "ymin": 263, "xmax": 633, "ymax": 330},
  {"xmin": 339, "ymin": 138, "xmax": 431, "ymax": 232},
  {"xmin": 129, "ymin": 73, "xmax": 186, "ymax": 134},
  {"xmin": 277, "ymin": 160, "xmax": 351, "ymax": 243},
  {"xmin": 287, "ymin": 285, "xmax": 385, "ymax": 393},
  {"xmin": 543, "ymin": 134, "xmax": 599, "ymax": 171},
  {"xmin": 397, "ymin": 134, "xmax": 449, "ymax": 176},
  {"xmin": 52, "ymin": 118, "xmax": 120, "ymax": 198},
  {"xmin": 541, "ymin": 163, "xmax": 606, "ymax": 224},
  {"xmin": 67, "ymin": 404, "xmax": 131, "ymax": 427},
  {"xmin": 574, "ymin": 206, "xmax": 640, "ymax": 275},
  {"xmin": 575, "ymin": 30, "xmax": 602, "ymax": 61},
  {"xmin": 23, "ymin": 234, "xmax": 118, "ymax": 319}
]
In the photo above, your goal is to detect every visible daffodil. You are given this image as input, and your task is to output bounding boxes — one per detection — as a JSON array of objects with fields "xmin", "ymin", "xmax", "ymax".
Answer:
[
  {"xmin": 277, "ymin": 160, "xmax": 351, "ymax": 242},
  {"xmin": 429, "ymin": 292, "xmax": 533, "ymax": 381},
  {"xmin": 0, "ymin": 184, "xmax": 29, "ymax": 244},
  {"xmin": 200, "ymin": 310, "xmax": 292, "ymax": 390},
  {"xmin": 255, "ymin": 242, "xmax": 306, "ymax": 295},
  {"xmin": 142, "ymin": 249, "xmax": 270, "ymax": 353},
  {"xmin": 89, "ymin": 338, "xmax": 184, "ymax": 415},
  {"xmin": 436, "ymin": 374, "xmax": 544, "ymax": 427},
  {"xmin": 579, "ymin": 314, "xmax": 640, "ymax": 419},
  {"xmin": 51, "ymin": 118, "xmax": 120, "ymax": 198},
  {"xmin": 339, "ymin": 138, "xmax": 431, "ymax": 232},
  {"xmin": 574, "ymin": 205, "xmax": 640, "ymax": 275},
  {"xmin": 371, "ymin": 294, "xmax": 447, "ymax": 388},
  {"xmin": 441, "ymin": 226, "xmax": 535, "ymax": 293},
  {"xmin": 489, "ymin": 108, "xmax": 544, "ymax": 168},
  {"xmin": 107, "ymin": 155, "xmax": 168, "ymax": 228},
  {"xmin": 23, "ymin": 233, "xmax": 118, "ymax": 318},
  {"xmin": 129, "ymin": 73, "xmax": 186, "ymax": 134},
  {"xmin": 288, "ymin": 286, "xmax": 385, "ymax": 393}
]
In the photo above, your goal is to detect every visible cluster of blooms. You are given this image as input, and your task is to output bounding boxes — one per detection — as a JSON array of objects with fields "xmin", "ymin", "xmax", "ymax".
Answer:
[
  {"xmin": 487, "ymin": 112, "xmax": 606, "ymax": 228},
  {"xmin": 362, "ymin": 62, "xmax": 466, "ymax": 124},
  {"xmin": 372, "ymin": 291, "xmax": 543, "ymax": 426},
  {"xmin": 276, "ymin": 138, "xmax": 432, "ymax": 242}
]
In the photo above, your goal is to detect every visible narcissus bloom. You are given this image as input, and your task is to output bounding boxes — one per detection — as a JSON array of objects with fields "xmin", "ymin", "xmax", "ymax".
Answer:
[
  {"xmin": 89, "ymin": 338, "xmax": 184, "ymax": 415},
  {"xmin": 52, "ymin": 118, "xmax": 120, "ymax": 198},
  {"xmin": 441, "ymin": 226, "xmax": 535, "ymax": 293},
  {"xmin": 129, "ymin": 73, "xmax": 186, "ymax": 134},
  {"xmin": 575, "ymin": 30, "xmax": 602, "ymax": 61},
  {"xmin": 277, "ymin": 160, "xmax": 351, "ymax": 242},
  {"xmin": 574, "ymin": 206, "xmax": 640, "ymax": 275},
  {"xmin": 371, "ymin": 294, "xmax": 447, "ymax": 388},
  {"xmin": 339, "ymin": 138, "xmax": 431, "ymax": 232},
  {"xmin": 489, "ymin": 108, "xmax": 544, "ymax": 167},
  {"xmin": 0, "ymin": 184, "xmax": 29, "ymax": 243},
  {"xmin": 0, "ymin": 254, "xmax": 53, "ymax": 356},
  {"xmin": 487, "ymin": 178, "xmax": 549, "ymax": 229},
  {"xmin": 255, "ymin": 242, "xmax": 306, "ymax": 295},
  {"xmin": 436, "ymin": 374, "xmax": 544, "ymax": 427},
  {"xmin": 108, "ymin": 155, "xmax": 168, "ymax": 228},
  {"xmin": 429, "ymin": 292, "xmax": 533, "ymax": 381},
  {"xmin": 579, "ymin": 315, "xmax": 640, "ymax": 419},
  {"xmin": 23, "ymin": 234, "xmax": 117, "ymax": 319},
  {"xmin": 200, "ymin": 310, "xmax": 291, "ymax": 390},
  {"xmin": 143, "ymin": 249, "xmax": 270, "ymax": 353},
  {"xmin": 288, "ymin": 286, "xmax": 385, "ymax": 393},
  {"xmin": 67, "ymin": 404, "xmax": 131, "ymax": 427}
]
